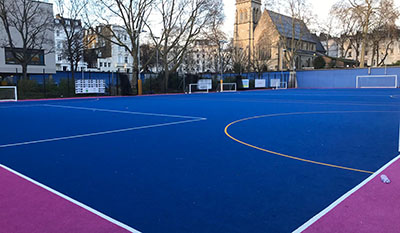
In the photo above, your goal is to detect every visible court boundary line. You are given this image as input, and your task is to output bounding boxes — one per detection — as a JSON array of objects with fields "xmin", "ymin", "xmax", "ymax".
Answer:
[
  {"xmin": 0, "ymin": 104, "xmax": 46, "ymax": 109},
  {"xmin": 0, "ymin": 118, "xmax": 205, "ymax": 149},
  {"xmin": 179, "ymin": 96, "xmax": 400, "ymax": 108},
  {"xmin": 43, "ymin": 104, "xmax": 206, "ymax": 120},
  {"xmin": 0, "ymin": 164, "xmax": 141, "ymax": 233},
  {"xmin": 292, "ymin": 154, "xmax": 400, "ymax": 233},
  {"xmin": 225, "ymin": 111, "xmax": 400, "ymax": 174}
]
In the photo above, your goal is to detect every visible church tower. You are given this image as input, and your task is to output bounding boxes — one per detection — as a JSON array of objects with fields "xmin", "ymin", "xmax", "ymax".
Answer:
[{"xmin": 233, "ymin": 0, "xmax": 261, "ymax": 66}]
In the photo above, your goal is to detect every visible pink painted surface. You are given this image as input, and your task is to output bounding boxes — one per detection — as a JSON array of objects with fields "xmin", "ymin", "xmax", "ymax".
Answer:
[
  {"xmin": 0, "ymin": 167, "xmax": 134, "ymax": 233},
  {"xmin": 303, "ymin": 159, "xmax": 400, "ymax": 233}
]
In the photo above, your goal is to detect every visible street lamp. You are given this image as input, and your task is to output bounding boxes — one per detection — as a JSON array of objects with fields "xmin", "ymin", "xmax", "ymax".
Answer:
[{"xmin": 154, "ymin": 36, "xmax": 160, "ymax": 75}]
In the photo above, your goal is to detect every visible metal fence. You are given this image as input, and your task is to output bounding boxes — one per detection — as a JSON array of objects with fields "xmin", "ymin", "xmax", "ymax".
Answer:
[{"xmin": 0, "ymin": 71, "xmax": 291, "ymax": 100}]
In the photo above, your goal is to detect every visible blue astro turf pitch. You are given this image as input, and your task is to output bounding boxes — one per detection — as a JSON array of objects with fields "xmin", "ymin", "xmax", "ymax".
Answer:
[{"xmin": 1, "ymin": 89, "xmax": 400, "ymax": 232}]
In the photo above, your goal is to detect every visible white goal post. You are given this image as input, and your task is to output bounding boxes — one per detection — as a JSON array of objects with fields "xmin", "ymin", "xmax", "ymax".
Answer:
[
  {"xmin": 0, "ymin": 86, "xmax": 18, "ymax": 102},
  {"xmin": 276, "ymin": 81, "xmax": 288, "ymax": 89},
  {"xmin": 356, "ymin": 75, "xmax": 398, "ymax": 88},
  {"xmin": 188, "ymin": 84, "xmax": 210, "ymax": 94},
  {"xmin": 217, "ymin": 83, "xmax": 237, "ymax": 92}
]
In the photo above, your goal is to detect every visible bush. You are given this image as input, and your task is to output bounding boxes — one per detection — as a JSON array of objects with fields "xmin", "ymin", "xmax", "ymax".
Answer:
[
  {"xmin": 389, "ymin": 60, "xmax": 400, "ymax": 66},
  {"xmin": 313, "ymin": 56, "xmax": 326, "ymax": 69}
]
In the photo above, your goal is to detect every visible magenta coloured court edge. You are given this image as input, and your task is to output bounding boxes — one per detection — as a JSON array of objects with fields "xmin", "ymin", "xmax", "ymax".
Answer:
[
  {"xmin": 296, "ymin": 155, "xmax": 400, "ymax": 233},
  {"xmin": 0, "ymin": 165, "xmax": 139, "ymax": 233}
]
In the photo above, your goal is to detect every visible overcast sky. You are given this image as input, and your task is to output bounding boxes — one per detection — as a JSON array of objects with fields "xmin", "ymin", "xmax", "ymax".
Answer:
[{"xmin": 222, "ymin": 0, "xmax": 400, "ymax": 36}]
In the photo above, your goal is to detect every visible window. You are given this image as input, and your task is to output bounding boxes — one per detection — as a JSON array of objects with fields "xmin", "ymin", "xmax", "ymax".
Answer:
[
  {"xmin": 56, "ymin": 30, "xmax": 60, "ymax": 36},
  {"xmin": 5, "ymin": 47, "xmax": 45, "ymax": 65},
  {"xmin": 108, "ymin": 62, "xmax": 111, "ymax": 67},
  {"xmin": 348, "ymin": 51, "xmax": 352, "ymax": 57},
  {"xmin": 57, "ymin": 54, "xmax": 62, "ymax": 61},
  {"xmin": 100, "ymin": 62, "xmax": 103, "ymax": 67},
  {"xmin": 125, "ymin": 57, "xmax": 128, "ymax": 63}
]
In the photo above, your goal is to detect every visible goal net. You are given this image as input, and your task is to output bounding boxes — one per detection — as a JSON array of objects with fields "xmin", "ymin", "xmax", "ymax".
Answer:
[
  {"xmin": 188, "ymin": 84, "xmax": 210, "ymax": 94},
  {"xmin": 0, "ymin": 86, "xmax": 18, "ymax": 102},
  {"xmin": 271, "ymin": 79, "xmax": 288, "ymax": 89},
  {"xmin": 217, "ymin": 83, "xmax": 237, "ymax": 92},
  {"xmin": 188, "ymin": 79, "xmax": 212, "ymax": 94},
  {"xmin": 277, "ymin": 81, "xmax": 288, "ymax": 89},
  {"xmin": 356, "ymin": 75, "xmax": 398, "ymax": 88}
]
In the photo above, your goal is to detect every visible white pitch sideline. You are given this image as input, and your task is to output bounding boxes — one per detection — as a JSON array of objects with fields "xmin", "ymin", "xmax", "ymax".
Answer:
[
  {"xmin": 0, "ymin": 164, "xmax": 141, "ymax": 233},
  {"xmin": 0, "ymin": 118, "xmax": 206, "ymax": 149},
  {"xmin": 43, "ymin": 104, "xmax": 206, "ymax": 120}
]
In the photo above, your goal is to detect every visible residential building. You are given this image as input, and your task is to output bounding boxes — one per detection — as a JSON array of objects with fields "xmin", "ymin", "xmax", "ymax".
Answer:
[
  {"xmin": 182, "ymin": 40, "xmax": 219, "ymax": 74},
  {"xmin": 83, "ymin": 25, "xmax": 134, "ymax": 73},
  {"xmin": 234, "ymin": 0, "xmax": 318, "ymax": 71},
  {"xmin": 343, "ymin": 30, "xmax": 400, "ymax": 67},
  {"xmin": 0, "ymin": 0, "xmax": 55, "ymax": 78},
  {"xmin": 54, "ymin": 14, "xmax": 87, "ymax": 72},
  {"xmin": 319, "ymin": 34, "xmax": 340, "ymax": 58}
]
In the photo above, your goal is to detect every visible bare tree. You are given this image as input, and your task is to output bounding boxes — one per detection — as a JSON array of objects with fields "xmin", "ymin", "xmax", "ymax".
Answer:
[
  {"xmin": 146, "ymin": 0, "xmax": 224, "ymax": 92},
  {"xmin": 266, "ymin": 0, "xmax": 315, "ymax": 71},
  {"xmin": 369, "ymin": 25, "xmax": 399, "ymax": 66},
  {"xmin": 348, "ymin": 0, "xmax": 377, "ymax": 67},
  {"xmin": 250, "ymin": 36, "xmax": 272, "ymax": 76},
  {"xmin": 332, "ymin": 0, "xmax": 399, "ymax": 67},
  {"xmin": 369, "ymin": 0, "xmax": 399, "ymax": 66},
  {"xmin": 232, "ymin": 46, "xmax": 247, "ymax": 75},
  {"xmin": 55, "ymin": 0, "xmax": 88, "ymax": 79},
  {"xmin": 88, "ymin": 0, "xmax": 155, "ymax": 91},
  {"xmin": 0, "ymin": 0, "xmax": 54, "ymax": 79},
  {"xmin": 330, "ymin": 2, "xmax": 360, "ymax": 59}
]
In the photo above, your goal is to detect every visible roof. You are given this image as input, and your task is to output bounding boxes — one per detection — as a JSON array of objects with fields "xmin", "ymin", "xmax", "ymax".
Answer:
[
  {"xmin": 311, "ymin": 34, "xmax": 326, "ymax": 54},
  {"xmin": 267, "ymin": 10, "xmax": 315, "ymax": 43}
]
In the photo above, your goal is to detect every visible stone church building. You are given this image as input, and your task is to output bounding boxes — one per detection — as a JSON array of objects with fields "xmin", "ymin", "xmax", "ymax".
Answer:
[{"xmin": 234, "ymin": 0, "xmax": 319, "ymax": 71}]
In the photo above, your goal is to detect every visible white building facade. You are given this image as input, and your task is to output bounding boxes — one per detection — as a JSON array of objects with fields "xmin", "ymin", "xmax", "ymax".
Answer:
[
  {"xmin": 84, "ymin": 25, "xmax": 134, "ymax": 73},
  {"xmin": 182, "ymin": 39, "xmax": 230, "ymax": 74},
  {"xmin": 54, "ymin": 15, "xmax": 87, "ymax": 72}
]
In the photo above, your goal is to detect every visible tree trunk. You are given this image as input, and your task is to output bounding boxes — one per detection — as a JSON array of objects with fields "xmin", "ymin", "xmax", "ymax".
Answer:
[
  {"xmin": 22, "ymin": 64, "xmax": 28, "ymax": 80},
  {"xmin": 164, "ymin": 66, "xmax": 169, "ymax": 93},
  {"xmin": 70, "ymin": 60, "xmax": 75, "ymax": 80}
]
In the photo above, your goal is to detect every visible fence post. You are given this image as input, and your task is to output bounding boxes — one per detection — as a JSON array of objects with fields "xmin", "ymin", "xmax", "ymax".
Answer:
[
  {"xmin": 43, "ymin": 69, "xmax": 46, "ymax": 98},
  {"xmin": 116, "ymin": 70, "xmax": 119, "ymax": 95},
  {"xmin": 67, "ymin": 72, "xmax": 70, "ymax": 97},
  {"xmin": 108, "ymin": 72, "xmax": 111, "ymax": 96}
]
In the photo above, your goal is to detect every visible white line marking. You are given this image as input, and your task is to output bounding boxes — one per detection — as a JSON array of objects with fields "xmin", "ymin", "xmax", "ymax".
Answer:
[
  {"xmin": 0, "ymin": 164, "xmax": 140, "ymax": 233},
  {"xmin": 293, "ymin": 154, "xmax": 400, "ymax": 233},
  {"xmin": 176, "ymin": 97, "xmax": 400, "ymax": 107},
  {"xmin": 0, "ymin": 104, "xmax": 45, "ymax": 109},
  {"xmin": 44, "ymin": 104, "xmax": 206, "ymax": 120},
  {"xmin": 0, "ymin": 118, "xmax": 206, "ymax": 149}
]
